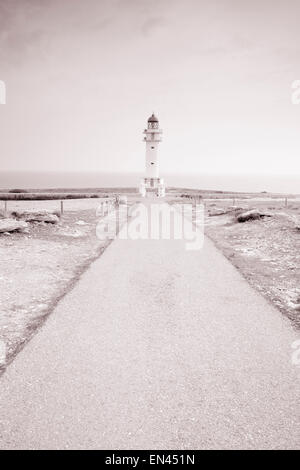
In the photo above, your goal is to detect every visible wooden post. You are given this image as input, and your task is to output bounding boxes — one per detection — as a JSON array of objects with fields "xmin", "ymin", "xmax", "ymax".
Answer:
[
  {"xmin": 115, "ymin": 196, "xmax": 120, "ymax": 234},
  {"xmin": 4, "ymin": 200, "xmax": 7, "ymax": 216},
  {"xmin": 60, "ymin": 200, "xmax": 64, "ymax": 215},
  {"xmin": 285, "ymin": 197, "xmax": 288, "ymax": 207}
]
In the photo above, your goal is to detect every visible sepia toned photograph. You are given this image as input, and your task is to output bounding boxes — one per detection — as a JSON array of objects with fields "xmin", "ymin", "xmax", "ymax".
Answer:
[{"xmin": 0, "ymin": 0, "xmax": 299, "ymax": 453}]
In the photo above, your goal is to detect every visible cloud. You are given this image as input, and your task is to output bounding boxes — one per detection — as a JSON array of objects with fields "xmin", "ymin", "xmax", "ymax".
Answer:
[
  {"xmin": 0, "ymin": 0, "xmax": 114, "ymax": 67},
  {"xmin": 141, "ymin": 16, "xmax": 166, "ymax": 37}
]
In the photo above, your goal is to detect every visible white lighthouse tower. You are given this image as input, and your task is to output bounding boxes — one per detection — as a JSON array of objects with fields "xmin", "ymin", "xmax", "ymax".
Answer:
[{"xmin": 139, "ymin": 113, "xmax": 165, "ymax": 197}]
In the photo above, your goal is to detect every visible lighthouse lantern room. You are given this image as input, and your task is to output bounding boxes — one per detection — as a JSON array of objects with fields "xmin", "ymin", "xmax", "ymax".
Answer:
[{"xmin": 139, "ymin": 113, "xmax": 165, "ymax": 197}]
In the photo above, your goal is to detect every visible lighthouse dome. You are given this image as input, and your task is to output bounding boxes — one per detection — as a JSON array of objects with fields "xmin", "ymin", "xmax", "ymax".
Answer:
[{"xmin": 148, "ymin": 113, "xmax": 159, "ymax": 123}]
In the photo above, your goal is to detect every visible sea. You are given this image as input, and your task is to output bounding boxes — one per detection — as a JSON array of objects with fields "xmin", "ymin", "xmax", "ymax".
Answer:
[{"xmin": 0, "ymin": 172, "xmax": 299, "ymax": 194}]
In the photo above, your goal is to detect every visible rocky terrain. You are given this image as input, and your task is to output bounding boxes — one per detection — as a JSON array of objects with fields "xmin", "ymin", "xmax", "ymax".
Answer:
[
  {"xmin": 0, "ymin": 203, "xmax": 113, "ymax": 371},
  {"xmin": 205, "ymin": 201, "xmax": 300, "ymax": 328}
]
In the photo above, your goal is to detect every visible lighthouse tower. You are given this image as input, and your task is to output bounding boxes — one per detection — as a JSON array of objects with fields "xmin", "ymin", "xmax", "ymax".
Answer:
[{"xmin": 139, "ymin": 113, "xmax": 165, "ymax": 197}]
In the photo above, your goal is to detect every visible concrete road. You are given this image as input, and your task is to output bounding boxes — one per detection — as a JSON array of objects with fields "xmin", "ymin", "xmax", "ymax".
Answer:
[{"xmin": 0, "ymin": 207, "xmax": 299, "ymax": 449}]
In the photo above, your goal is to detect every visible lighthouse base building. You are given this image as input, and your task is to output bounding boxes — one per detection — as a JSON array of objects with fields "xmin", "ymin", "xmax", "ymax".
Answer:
[
  {"xmin": 139, "ymin": 113, "xmax": 165, "ymax": 198},
  {"xmin": 139, "ymin": 177, "xmax": 165, "ymax": 197}
]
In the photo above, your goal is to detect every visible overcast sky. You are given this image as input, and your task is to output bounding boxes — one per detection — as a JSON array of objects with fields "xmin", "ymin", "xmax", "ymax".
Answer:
[{"xmin": 0, "ymin": 0, "xmax": 300, "ymax": 176}]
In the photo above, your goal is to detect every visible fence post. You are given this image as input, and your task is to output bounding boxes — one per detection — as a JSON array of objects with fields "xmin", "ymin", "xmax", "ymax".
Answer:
[
  {"xmin": 115, "ymin": 196, "xmax": 120, "ymax": 234},
  {"xmin": 285, "ymin": 197, "xmax": 288, "ymax": 207},
  {"xmin": 4, "ymin": 200, "xmax": 7, "ymax": 216},
  {"xmin": 60, "ymin": 200, "xmax": 64, "ymax": 215}
]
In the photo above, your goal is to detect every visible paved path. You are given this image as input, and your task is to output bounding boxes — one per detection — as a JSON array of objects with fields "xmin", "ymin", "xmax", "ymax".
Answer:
[{"xmin": 0, "ymin": 206, "xmax": 299, "ymax": 449}]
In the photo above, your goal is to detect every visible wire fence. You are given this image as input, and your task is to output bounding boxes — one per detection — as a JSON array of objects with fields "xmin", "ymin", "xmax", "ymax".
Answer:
[
  {"xmin": 203, "ymin": 196, "xmax": 300, "ymax": 209},
  {"xmin": 0, "ymin": 197, "xmax": 117, "ymax": 216},
  {"xmin": 1, "ymin": 195, "xmax": 299, "ymax": 217}
]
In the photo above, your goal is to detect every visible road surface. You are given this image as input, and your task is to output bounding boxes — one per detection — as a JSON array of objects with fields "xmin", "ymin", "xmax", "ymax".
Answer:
[{"xmin": 0, "ymin": 205, "xmax": 299, "ymax": 449}]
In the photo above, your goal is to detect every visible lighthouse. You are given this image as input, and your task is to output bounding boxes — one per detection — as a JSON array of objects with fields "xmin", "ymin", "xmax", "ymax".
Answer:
[{"xmin": 139, "ymin": 113, "xmax": 165, "ymax": 197}]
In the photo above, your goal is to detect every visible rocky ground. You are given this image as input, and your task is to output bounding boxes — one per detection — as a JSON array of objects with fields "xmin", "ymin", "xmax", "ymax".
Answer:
[
  {"xmin": 204, "ymin": 201, "xmax": 300, "ymax": 329},
  {"xmin": 0, "ymin": 204, "xmax": 114, "ymax": 371},
  {"xmin": 1, "ymin": 193, "xmax": 299, "ymax": 373}
]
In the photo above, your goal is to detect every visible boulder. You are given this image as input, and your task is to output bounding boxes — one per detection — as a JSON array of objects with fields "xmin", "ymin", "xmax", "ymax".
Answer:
[
  {"xmin": 58, "ymin": 229, "xmax": 84, "ymax": 238},
  {"xmin": 208, "ymin": 208, "xmax": 228, "ymax": 217},
  {"xmin": 237, "ymin": 210, "xmax": 271, "ymax": 223},
  {"xmin": 209, "ymin": 207, "xmax": 245, "ymax": 217},
  {"xmin": 75, "ymin": 220, "xmax": 88, "ymax": 225},
  {"xmin": 11, "ymin": 210, "xmax": 60, "ymax": 224},
  {"xmin": 0, "ymin": 218, "xmax": 28, "ymax": 233}
]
